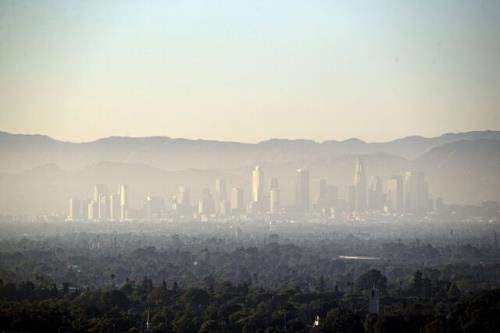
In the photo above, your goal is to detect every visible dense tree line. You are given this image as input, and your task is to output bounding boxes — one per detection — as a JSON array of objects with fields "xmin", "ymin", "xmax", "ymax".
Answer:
[
  {"xmin": 1, "ymin": 222, "xmax": 500, "ymax": 332},
  {"xmin": 1, "ymin": 276, "xmax": 499, "ymax": 332},
  {"xmin": 1, "ymin": 234, "xmax": 500, "ymax": 293}
]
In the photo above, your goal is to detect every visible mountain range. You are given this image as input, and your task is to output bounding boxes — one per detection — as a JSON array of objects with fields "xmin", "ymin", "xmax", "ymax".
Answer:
[{"xmin": 0, "ymin": 130, "xmax": 499, "ymax": 215}]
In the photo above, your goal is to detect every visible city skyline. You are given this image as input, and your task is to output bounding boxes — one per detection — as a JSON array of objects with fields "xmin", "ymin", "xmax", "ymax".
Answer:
[
  {"xmin": 64, "ymin": 156, "xmax": 499, "ymax": 226},
  {"xmin": 66, "ymin": 160, "xmax": 438, "ymax": 222}
]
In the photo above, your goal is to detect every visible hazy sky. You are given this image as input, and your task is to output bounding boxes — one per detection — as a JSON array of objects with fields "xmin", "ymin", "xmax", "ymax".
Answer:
[{"xmin": 1, "ymin": 0, "xmax": 500, "ymax": 143}]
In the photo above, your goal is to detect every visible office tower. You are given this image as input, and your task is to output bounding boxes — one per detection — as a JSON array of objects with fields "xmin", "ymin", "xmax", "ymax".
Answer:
[
  {"xmin": 81, "ymin": 199, "xmax": 89, "ymax": 220},
  {"xmin": 295, "ymin": 169, "xmax": 310, "ymax": 212},
  {"xmin": 231, "ymin": 187, "xmax": 244, "ymax": 214},
  {"xmin": 404, "ymin": 172, "xmax": 429, "ymax": 213},
  {"xmin": 176, "ymin": 186, "xmax": 191, "ymax": 213},
  {"xmin": 367, "ymin": 176, "xmax": 383, "ymax": 211},
  {"xmin": 328, "ymin": 185, "xmax": 339, "ymax": 208},
  {"xmin": 386, "ymin": 176, "xmax": 404, "ymax": 212},
  {"xmin": 120, "ymin": 184, "xmax": 129, "ymax": 221},
  {"xmin": 69, "ymin": 199, "xmax": 84, "ymax": 221},
  {"xmin": 218, "ymin": 200, "xmax": 229, "ymax": 217},
  {"xmin": 93, "ymin": 184, "xmax": 107, "ymax": 201},
  {"xmin": 146, "ymin": 196, "xmax": 164, "ymax": 221},
  {"xmin": 269, "ymin": 177, "xmax": 280, "ymax": 213},
  {"xmin": 93, "ymin": 184, "xmax": 109, "ymax": 221},
  {"xmin": 88, "ymin": 200, "xmax": 98, "ymax": 221},
  {"xmin": 110, "ymin": 193, "xmax": 121, "ymax": 221},
  {"xmin": 329, "ymin": 185, "xmax": 339, "ymax": 212},
  {"xmin": 317, "ymin": 179, "xmax": 328, "ymax": 208},
  {"xmin": 198, "ymin": 188, "xmax": 215, "ymax": 215},
  {"xmin": 98, "ymin": 195, "xmax": 109, "ymax": 221},
  {"xmin": 353, "ymin": 158, "xmax": 367, "ymax": 213},
  {"xmin": 316, "ymin": 180, "xmax": 338, "ymax": 211},
  {"xmin": 252, "ymin": 165, "xmax": 264, "ymax": 210},
  {"xmin": 215, "ymin": 179, "xmax": 227, "ymax": 214}
]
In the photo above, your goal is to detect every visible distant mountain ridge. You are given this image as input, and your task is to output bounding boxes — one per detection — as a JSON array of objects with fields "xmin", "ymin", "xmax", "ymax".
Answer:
[{"xmin": 1, "ymin": 130, "xmax": 499, "ymax": 173}]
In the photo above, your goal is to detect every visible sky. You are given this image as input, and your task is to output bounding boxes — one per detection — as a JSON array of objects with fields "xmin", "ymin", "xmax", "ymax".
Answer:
[{"xmin": 1, "ymin": 0, "xmax": 500, "ymax": 143}]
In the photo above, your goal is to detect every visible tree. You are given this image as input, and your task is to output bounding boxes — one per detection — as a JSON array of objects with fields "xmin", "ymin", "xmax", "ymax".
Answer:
[
  {"xmin": 356, "ymin": 270, "xmax": 387, "ymax": 293},
  {"xmin": 412, "ymin": 271, "xmax": 423, "ymax": 297},
  {"xmin": 374, "ymin": 315, "xmax": 409, "ymax": 333},
  {"xmin": 101, "ymin": 289, "xmax": 130, "ymax": 309},
  {"xmin": 324, "ymin": 308, "xmax": 364, "ymax": 333}
]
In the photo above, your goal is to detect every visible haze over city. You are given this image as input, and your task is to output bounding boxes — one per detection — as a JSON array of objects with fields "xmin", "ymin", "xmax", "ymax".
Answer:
[{"xmin": 1, "ymin": 1, "xmax": 500, "ymax": 333}]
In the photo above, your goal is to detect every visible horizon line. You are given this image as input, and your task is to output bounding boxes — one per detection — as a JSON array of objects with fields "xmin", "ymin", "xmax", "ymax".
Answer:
[{"xmin": 1, "ymin": 128, "xmax": 499, "ymax": 145}]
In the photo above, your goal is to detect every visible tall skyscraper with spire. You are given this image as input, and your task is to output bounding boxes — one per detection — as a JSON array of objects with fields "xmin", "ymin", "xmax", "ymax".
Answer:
[{"xmin": 354, "ymin": 158, "xmax": 367, "ymax": 213}]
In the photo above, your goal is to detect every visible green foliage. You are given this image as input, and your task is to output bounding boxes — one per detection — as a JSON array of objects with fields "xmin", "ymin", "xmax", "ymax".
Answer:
[
  {"xmin": 356, "ymin": 269, "xmax": 387, "ymax": 293},
  {"xmin": 0, "ymin": 277, "xmax": 499, "ymax": 332}
]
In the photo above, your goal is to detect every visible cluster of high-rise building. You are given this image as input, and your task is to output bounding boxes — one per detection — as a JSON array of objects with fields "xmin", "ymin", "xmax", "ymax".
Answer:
[
  {"xmin": 348, "ymin": 158, "xmax": 431, "ymax": 215},
  {"xmin": 68, "ymin": 158, "xmax": 434, "ymax": 222},
  {"xmin": 68, "ymin": 184, "xmax": 129, "ymax": 221}
]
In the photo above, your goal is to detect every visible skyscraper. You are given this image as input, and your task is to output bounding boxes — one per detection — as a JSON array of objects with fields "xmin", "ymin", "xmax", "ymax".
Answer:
[
  {"xmin": 93, "ymin": 184, "xmax": 109, "ymax": 221},
  {"xmin": 353, "ymin": 158, "xmax": 367, "ymax": 213},
  {"xmin": 110, "ymin": 193, "xmax": 121, "ymax": 221},
  {"xmin": 69, "ymin": 199, "xmax": 84, "ymax": 221},
  {"xmin": 327, "ymin": 184, "xmax": 339, "ymax": 209},
  {"xmin": 146, "ymin": 196, "xmax": 164, "ymax": 221},
  {"xmin": 88, "ymin": 200, "xmax": 98, "ymax": 221},
  {"xmin": 386, "ymin": 176, "xmax": 404, "ymax": 212},
  {"xmin": 269, "ymin": 177, "xmax": 280, "ymax": 214},
  {"xmin": 252, "ymin": 165, "xmax": 264, "ymax": 211},
  {"xmin": 316, "ymin": 179, "xmax": 338, "ymax": 211},
  {"xmin": 231, "ymin": 187, "xmax": 244, "ymax": 214},
  {"xmin": 176, "ymin": 186, "xmax": 191, "ymax": 214},
  {"xmin": 98, "ymin": 195, "xmax": 109, "ymax": 221},
  {"xmin": 367, "ymin": 176, "xmax": 383, "ymax": 211},
  {"xmin": 218, "ymin": 199, "xmax": 229, "ymax": 217},
  {"xmin": 120, "ymin": 184, "xmax": 129, "ymax": 221},
  {"xmin": 295, "ymin": 169, "xmax": 310, "ymax": 212},
  {"xmin": 198, "ymin": 188, "xmax": 215, "ymax": 215},
  {"xmin": 215, "ymin": 179, "xmax": 227, "ymax": 214},
  {"xmin": 404, "ymin": 172, "xmax": 429, "ymax": 213},
  {"xmin": 94, "ymin": 184, "xmax": 107, "ymax": 201},
  {"xmin": 317, "ymin": 179, "xmax": 328, "ymax": 207}
]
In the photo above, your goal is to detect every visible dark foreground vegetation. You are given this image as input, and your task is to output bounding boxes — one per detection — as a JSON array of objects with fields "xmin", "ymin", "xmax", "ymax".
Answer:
[
  {"xmin": 1, "ymin": 221, "xmax": 500, "ymax": 332},
  {"xmin": 1, "ymin": 277, "xmax": 499, "ymax": 333}
]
